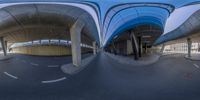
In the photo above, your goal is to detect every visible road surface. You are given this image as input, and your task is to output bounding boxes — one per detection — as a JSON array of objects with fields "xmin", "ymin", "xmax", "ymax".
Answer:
[{"xmin": 0, "ymin": 53, "xmax": 199, "ymax": 100}]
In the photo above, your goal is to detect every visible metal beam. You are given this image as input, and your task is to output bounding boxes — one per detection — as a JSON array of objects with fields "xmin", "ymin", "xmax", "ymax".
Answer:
[{"xmin": 131, "ymin": 31, "xmax": 139, "ymax": 60}]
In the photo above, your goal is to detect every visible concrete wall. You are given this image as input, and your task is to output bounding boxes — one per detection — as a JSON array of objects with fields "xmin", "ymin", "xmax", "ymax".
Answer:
[{"xmin": 10, "ymin": 45, "xmax": 92, "ymax": 56}]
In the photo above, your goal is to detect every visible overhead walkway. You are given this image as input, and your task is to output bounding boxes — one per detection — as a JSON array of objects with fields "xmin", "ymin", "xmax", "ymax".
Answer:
[{"xmin": 155, "ymin": 9, "xmax": 200, "ymax": 58}]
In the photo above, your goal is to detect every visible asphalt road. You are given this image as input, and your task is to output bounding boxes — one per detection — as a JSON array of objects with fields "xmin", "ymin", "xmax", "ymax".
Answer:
[{"xmin": 0, "ymin": 53, "xmax": 200, "ymax": 100}]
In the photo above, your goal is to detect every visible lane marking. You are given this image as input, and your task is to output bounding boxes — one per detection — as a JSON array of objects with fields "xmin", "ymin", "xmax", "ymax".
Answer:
[
  {"xmin": 4, "ymin": 72, "xmax": 18, "ymax": 79},
  {"xmin": 41, "ymin": 77, "xmax": 66, "ymax": 84},
  {"xmin": 22, "ymin": 60, "xmax": 26, "ymax": 63},
  {"xmin": 48, "ymin": 65, "xmax": 59, "ymax": 67},
  {"xmin": 193, "ymin": 64, "xmax": 200, "ymax": 68},
  {"xmin": 30, "ymin": 63, "xmax": 39, "ymax": 66}
]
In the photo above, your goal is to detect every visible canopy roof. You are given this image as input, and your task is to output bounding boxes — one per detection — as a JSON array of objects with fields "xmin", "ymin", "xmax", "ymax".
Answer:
[{"xmin": 0, "ymin": 0, "xmax": 199, "ymax": 46}]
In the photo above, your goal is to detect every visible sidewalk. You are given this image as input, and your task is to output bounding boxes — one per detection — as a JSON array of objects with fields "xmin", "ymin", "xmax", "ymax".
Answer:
[
  {"xmin": 105, "ymin": 52, "xmax": 160, "ymax": 66},
  {"xmin": 0, "ymin": 54, "xmax": 14, "ymax": 61},
  {"xmin": 185, "ymin": 54, "xmax": 200, "ymax": 61},
  {"xmin": 61, "ymin": 54, "xmax": 97, "ymax": 75}
]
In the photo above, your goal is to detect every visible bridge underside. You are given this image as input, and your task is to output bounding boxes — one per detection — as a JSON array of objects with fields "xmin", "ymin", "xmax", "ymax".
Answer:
[
  {"xmin": 105, "ymin": 24, "xmax": 162, "ymax": 60},
  {"xmin": 0, "ymin": 4, "xmax": 99, "ymax": 57}
]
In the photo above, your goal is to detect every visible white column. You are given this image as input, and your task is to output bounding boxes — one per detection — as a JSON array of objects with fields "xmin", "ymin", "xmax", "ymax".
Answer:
[
  {"xmin": 93, "ymin": 42, "xmax": 96, "ymax": 55},
  {"xmin": 160, "ymin": 44, "xmax": 165, "ymax": 54},
  {"xmin": 70, "ymin": 19, "xmax": 85, "ymax": 67},
  {"xmin": 0, "ymin": 37, "xmax": 7, "ymax": 56},
  {"xmin": 187, "ymin": 38, "xmax": 192, "ymax": 57},
  {"xmin": 127, "ymin": 40, "xmax": 133, "ymax": 55}
]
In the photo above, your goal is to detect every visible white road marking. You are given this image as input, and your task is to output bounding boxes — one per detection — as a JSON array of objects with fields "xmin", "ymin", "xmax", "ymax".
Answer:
[
  {"xmin": 41, "ymin": 77, "xmax": 66, "ymax": 84},
  {"xmin": 193, "ymin": 64, "xmax": 200, "ymax": 68},
  {"xmin": 22, "ymin": 60, "xmax": 26, "ymax": 63},
  {"xmin": 48, "ymin": 65, "xmax": 59, "ymax": 67},
  {"xmin": 30, "ymin": 63, "xmax": 39, "ymax": 66},
  {"xmin": 4, "ymin": 72, "xmax": 18, "ymax": 79}
]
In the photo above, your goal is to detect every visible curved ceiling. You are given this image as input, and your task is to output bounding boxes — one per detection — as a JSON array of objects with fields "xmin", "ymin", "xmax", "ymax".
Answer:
[
  {"xmin": 103, "ymin": 6, "xmax": 169, "ymax": 45},
  {"xmin": 0, "ymin": 3, "xmax": 99, "ymax": 45},
  {"xmin": 0, "ymin": 0, "xmax": 199, "ymax": 46}
]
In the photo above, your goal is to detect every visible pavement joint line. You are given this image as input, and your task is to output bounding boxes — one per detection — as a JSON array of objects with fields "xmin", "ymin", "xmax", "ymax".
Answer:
[
  {"xmin": 41, "ymin": 77, "xmax": 67, "ymax": 83},
  {"xmin": 30, "ymin": 63, "xmax": 39, "ymax": 66},
  {"xmin": 193, "ymin": 64, "xmax": 199, "ymax": 68},
  {"xmin": 4, "ymin": 72, "xmax": 18, "ymax": 79},
  {"xmin": 48, "ymin": 65, "xmax": 59, "ymax": 67}
]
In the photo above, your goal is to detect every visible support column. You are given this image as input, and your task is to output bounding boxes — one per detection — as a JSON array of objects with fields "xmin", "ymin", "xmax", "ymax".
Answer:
[
  {"xmin": 70, "ymin": 19, "xmax": 85, "ymax": 67},
  {"xmin": 160, "ymin": 44, "xmax": 165, "ymax": 54},
  {"xmin": 48, "ymin": 40, "xmax": 50, "ymax": 44},
  {"xmin": 93, "ymin": 42, "xmax": 96, "ymax": 55},
  {"xmin": 112, "ymin": 41, "xmax": 116, "ymax": 55},
  {"xmin": 138, "ymin": 36, "xmax": 142, "ymax": 57},
  {"xmin": 4, "ymin": 41, "xmax": 7, "ymax": 53},
  {"xmin": 198, "ymin": 43, "xmax": 200, "ymax": 52},
  {"xmin": 0, "ymin": 37, "xmax": 7, "ymax": 56},
  {"xmin": 144, "ymin": 43, "xmax": 147, "ymax": 54},
  {"xmin": 130, "ymin": 31, "xmax": 139, "ymax": 60},
  {"xmin": 187, "ymin": 38, "xmax": 192, "ymax": 57},
  {"xmin": 127, "ymin": 40, "xmax": 133, "ymax": 55},
  {"xmin": 96, "ymin": 46, "xmax": 99, "ymax": 53},
  {"xmin": 39, "ymin": 40, "xmax": 42, "ymax": 44}
]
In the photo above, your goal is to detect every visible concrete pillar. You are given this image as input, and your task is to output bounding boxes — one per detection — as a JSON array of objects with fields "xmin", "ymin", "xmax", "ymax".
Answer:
[
  {"xmin": 48, "ymin": 40, "xmax": 50, "ymax": 44},
  {"xmin": 144, "ymin": 43, "xmax": 147, "ymax": 54},
  {"xmin": 4, "ymin": 41, "xmax": 7, "ymax": 52},
  {"xmin": 112, "ymin": 41, "xmax": 117, "ymax": 55},
  {"xmin": 187, "ymin": 38, "xmax": 192, "ymax": 57},
  {"xmin": 70, "ymin": 19, "xmax": 85, "ymax": 67},
  {"xmin": 130, "ymin": 31, "xmax": 139, "ymax": 60},
  {"xmin": 138, "ymin": 36, "xmax": 142, "ymax": 57},
  {"xmin": 127, "ymin": 40, "xmax": 133, "ymax": 55},
  {"xmin": 160, "ymin": 44, "xmax": 165, "ymax": 54},
  {"xmin": 0, "ymin": 37, "xmax": 7, "ymax": 56},
  {"xmin": 39, "ymin": 40, "xmax": 42, "ymax": 44},
  {"xmin": 93, "ymin": 42, "xmax": 96, "ymax": 55},
  {"xmin": 96, "ymin": 46, "xmax": 99, "ymax": 53}
]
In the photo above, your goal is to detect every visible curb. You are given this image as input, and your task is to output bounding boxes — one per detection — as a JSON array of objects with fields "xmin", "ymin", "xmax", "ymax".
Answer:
[
  {"xmin": 184, "ymin": 55, "xmax": 200, "ymax": 61},
  {"xmin": 61, "ymin": 55, "xmax": 97, "ymax": 75},
  {"xmin": 0, "ymin": 56, "xmax": 13, "ymax": 61},
  {"xmin": 105, "ymin": 53, "xmax": 160, "ymax": 66}
]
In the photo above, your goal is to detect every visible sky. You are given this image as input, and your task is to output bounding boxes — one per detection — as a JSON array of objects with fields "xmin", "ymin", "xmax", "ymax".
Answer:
[{"xmin": 164, "ymin": 4, "xmax": 200, "ymax": 34}]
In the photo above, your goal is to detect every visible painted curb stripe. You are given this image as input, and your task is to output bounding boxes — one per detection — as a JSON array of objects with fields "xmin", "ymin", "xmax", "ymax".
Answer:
[
  {"xmin": 30, "ymin": 63, "xmax": 39, "ymax": 66},
  {"xmin": 42, "ymin": 77, "xmax": 66, "ymax": 83},
  {"xmin": 193, "ymin": 64, "xmax": 199, "ymax": 68},
  {"xmin": 4, "ymin": 72, "xmax": 18, "ymax": 79}
]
